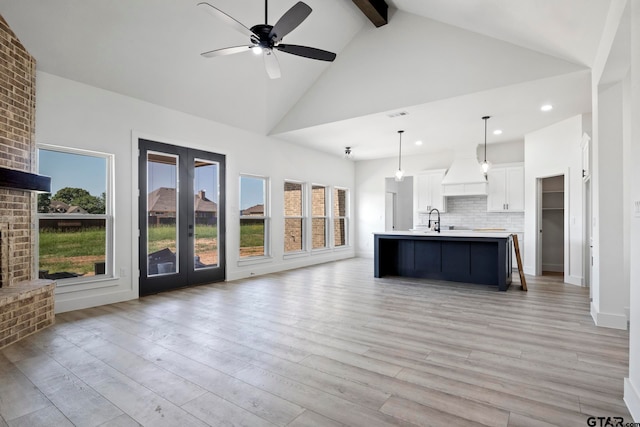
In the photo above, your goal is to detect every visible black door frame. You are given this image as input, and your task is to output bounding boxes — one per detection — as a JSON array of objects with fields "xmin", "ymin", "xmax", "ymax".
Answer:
[{"xmin": 138, "ymin": 139, "xmax": 226, "ymax": 295}]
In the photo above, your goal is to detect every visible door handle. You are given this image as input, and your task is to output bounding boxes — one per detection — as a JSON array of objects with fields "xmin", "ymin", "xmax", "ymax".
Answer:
[{"xmin": 188, "ymin": 224, "xmax": 193, "ymax": 237}]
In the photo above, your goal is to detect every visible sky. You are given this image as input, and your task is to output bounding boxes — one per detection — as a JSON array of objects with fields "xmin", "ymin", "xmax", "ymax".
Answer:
[
  {"xmin": 39, "ymin": 149, "xmax": 106, "ymax": 197},
  {"xmin": 240, "ymin": 176, "xmax": 265, "ymax": 210},
  {"xmin": 40, "ymin": 148, "xmax": 264, "ymax": 209}
]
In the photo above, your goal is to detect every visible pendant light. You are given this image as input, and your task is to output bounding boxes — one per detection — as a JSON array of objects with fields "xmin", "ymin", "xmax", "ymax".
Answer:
[
  {"xmin": 394, "ymin": 130, "xmax": 405, "ymax": 182},
  {"xmin": 481, "ymin": 116, "xmax": 491, "ymax": 174}
]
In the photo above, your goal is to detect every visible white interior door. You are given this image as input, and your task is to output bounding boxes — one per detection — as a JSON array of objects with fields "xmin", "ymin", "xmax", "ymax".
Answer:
[{"xmin": 385, "ymin": 192, "xmax": 395, "ymax": 231}]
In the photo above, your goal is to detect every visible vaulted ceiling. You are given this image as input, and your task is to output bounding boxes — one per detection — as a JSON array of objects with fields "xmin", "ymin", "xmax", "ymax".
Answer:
[{"xmin": 0, "ymin": 0, "xmax": 613, "ymax": 159}]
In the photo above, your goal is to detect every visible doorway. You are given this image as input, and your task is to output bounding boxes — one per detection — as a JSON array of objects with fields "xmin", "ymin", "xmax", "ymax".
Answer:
[
  {"xmin": 385, "ymin": 177, "xmax": 413, "ymax": 231},
  {"xmin": 584, "ymin": 177, "xmax": 592, "ymax": 294},
  {"xmin": 537, "ymin": 175, "xmax": 565, "ymax": 277},
  {"xmin": 138, "ymin": 139, "xmax": 226, "ymax": 295}
]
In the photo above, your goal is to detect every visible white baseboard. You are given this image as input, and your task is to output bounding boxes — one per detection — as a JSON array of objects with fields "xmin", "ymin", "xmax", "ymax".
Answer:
[
  {"xmin": 590, "ymin": 302, "xmax": 628, "ymax": 330},
  {"xmin": 356, "ymin": 250, "xmax": 374, "ymax": 259},
  {"xmin": 55, "ymin": 289, "xmax": 138, "ymax": 314},
  {"xmin": 227, "ymin": 251, "xmax": 355, "ymax": 281},
  {"xmin": 542, "ymin": 263, "xmax": 563, "ymax": 272},
  {"xmin": 624, "ymin": 378, "xmax": 640, "ymax": 422},
  {"xmin": 565, "ymin": 275, "xmax": 582, "ymax": 286}
]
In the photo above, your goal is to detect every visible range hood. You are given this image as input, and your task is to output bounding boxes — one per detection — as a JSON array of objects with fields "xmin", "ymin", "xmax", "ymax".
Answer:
[{"xmin": 441, "ymin": 149, "xmax": 487, "ymax": 196}]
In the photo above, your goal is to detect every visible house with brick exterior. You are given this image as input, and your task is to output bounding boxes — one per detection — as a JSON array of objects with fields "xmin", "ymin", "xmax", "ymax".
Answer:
[
  {"xmin": 148, "ymin": 187, "xmax": 217, "ymax": 225},
  {"xmin": 240, "ymin": 204, "xmax": 264, "ymax": 216}
]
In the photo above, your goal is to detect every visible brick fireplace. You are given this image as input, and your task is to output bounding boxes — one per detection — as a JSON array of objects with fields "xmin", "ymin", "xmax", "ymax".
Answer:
[{"xmin": 0, "ymin": 15, "xmax": 55, "ymax": 349}]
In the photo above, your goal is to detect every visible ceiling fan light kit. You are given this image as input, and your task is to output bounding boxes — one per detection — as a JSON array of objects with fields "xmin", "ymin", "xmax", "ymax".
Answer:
[{"xmin": 198, "ymin": 0, "xmax": 337, "ymax": 79}]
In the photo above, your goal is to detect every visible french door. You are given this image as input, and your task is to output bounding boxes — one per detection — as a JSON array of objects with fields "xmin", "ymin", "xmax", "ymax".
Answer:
[{"xmin": 138, "ymin": 139, "xmax": 225, "ymax": 295}]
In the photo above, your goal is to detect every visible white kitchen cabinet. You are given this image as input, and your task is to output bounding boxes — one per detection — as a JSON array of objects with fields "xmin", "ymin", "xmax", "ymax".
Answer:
[
  {"xmin": 487, "ymin": 163, "xmax": 524, "ymax": 212},
  {"xmin": 414, "ymin": 169, "xmax": 447, "ymax": 213}
]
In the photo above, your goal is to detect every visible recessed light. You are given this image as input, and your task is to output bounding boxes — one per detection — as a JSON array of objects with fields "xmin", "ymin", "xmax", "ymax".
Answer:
[
  {"xmin": 541, "ymin": 104, "xmax": 553, "ymax": 112},
  {"xmin": 415, "ymin": 140, "xmax": 423, "ymax": 146},
  {"xmin": 493, "ymin": 130, "xmax": 502, "ymax": 135}
]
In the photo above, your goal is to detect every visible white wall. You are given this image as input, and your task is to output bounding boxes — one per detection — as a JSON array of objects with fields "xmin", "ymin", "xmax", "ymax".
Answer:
[
  {"xmin": 625, "ymin": 0, "xmax": 640, "ymax": 421},
  {"xmin": 355, "ymin": 141, "xmax": 523, "ymax": 257},
  {"xmin": 523, "ymin": 116, "xmax": 584, "ymax": 285},
  {"xmin": 593, "ymin": 82, "xmax": 627, "ymax": 327},
  {"xmin": 591, "ymin": 0, "xmax": 638, "ymax": 419},
  {"xmin": 35, "ymin": 72, "xmax": 355, "ymax": 313}
]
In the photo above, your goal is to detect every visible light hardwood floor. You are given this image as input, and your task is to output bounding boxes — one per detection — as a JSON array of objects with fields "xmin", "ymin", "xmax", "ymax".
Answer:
[{"xmin": 0, "ymin": 258, "xmax": 631, "ymax": 426}]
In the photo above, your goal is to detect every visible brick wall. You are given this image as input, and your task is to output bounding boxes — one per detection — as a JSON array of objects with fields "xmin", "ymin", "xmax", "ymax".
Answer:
[
  {"xmin": 284, "ymin": 184, "xmax": 348, "ymax": 251},
  {"xmin": 0, "ymin": 280, "xmax": 55, "ymax": 350},
  {"xmin": 284, "ymin": 182, "xmax": 303, "ymax": 252},
  {"xmin": 0, "ymin": 15, "xmax": 37, "ymax": 287},
  {"xmin": 333, "ymin": 188, "xmax": 346, "ymax": 246},
  {"xmin": 0, "ymin": 15, "xmax": 55, "ymax": 350},
  {"xmin": 311, "ymin": 185, "xmax": 326, "ymax": 249}
]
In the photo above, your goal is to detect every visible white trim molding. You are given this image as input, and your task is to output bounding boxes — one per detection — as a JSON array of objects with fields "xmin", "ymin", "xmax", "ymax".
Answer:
[
  {"xmin": 566, "ymin": 275, "xmax": 583, "ymax": 286},
  {"xmin": 624, "ymin": 378, "xmax": 640, "ymax": 422},
  {"xmin": 591, "ymin": 302, "xmax": 629, "ymax": 330}
]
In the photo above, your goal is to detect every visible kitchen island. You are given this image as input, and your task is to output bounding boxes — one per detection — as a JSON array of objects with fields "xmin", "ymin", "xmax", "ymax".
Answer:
[{"xmin": 374, "ymin": 230, "xmax": 513, "ymax": 290}]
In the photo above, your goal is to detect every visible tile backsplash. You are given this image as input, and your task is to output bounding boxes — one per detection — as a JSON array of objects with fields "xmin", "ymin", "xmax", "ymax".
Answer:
[{"xmin": 417, "ymin": 196, "xmax": 524, "ymax": 231}]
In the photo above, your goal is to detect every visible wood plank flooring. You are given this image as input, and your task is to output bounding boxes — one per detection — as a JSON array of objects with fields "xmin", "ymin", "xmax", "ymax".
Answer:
[{"xmin": 0, "ymin": 258, "xmax": 631, "ymax": 426}]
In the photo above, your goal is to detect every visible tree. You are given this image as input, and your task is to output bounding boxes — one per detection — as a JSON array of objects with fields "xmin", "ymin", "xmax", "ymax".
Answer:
[
  {"xmin": 52, "ymin": 187, "xmax": 105, "ymax": 214},
  {"xmin": 53, "ymin": 187, "xmax": 91, "ymax": 205},
  {"xmin": 72, "ymin": 194, "xmax": 105, "ymax": 214},
  {"xmin": 37, "ymin": 193, "xmax": 51, "ymax": 213}
]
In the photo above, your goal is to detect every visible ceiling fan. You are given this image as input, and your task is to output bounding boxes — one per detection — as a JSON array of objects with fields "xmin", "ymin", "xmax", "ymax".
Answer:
[{"xmin": 198, "ymin": 0, "xmax": 337, "ymax": 79}]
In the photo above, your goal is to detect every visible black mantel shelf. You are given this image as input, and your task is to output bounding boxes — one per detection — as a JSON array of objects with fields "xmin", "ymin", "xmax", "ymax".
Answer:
[
  {"xmin": 374, "ymin": 231, "xmax": 513, "ymax": 291},
  {"xmin": 0, "ymin": 167, "xmax": 51, "ymax": 193}
]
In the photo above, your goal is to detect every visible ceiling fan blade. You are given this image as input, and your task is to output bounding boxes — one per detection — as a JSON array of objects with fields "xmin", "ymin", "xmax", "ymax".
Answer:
[
  {"xmin": 276, "ymin": 44, "xmax": 336, "ymax": 62},
  {"xmin": 197, "ymin": 2, "xmax": 255, "ymax": 38},
  {"xmin": 269, "ymin": 1, "xmax": 312, "ymax": 42},
  {"xmin": 263, "ymin": 50, "xmax": 281, "ymax": 79},
  {"xmin": 201, "ymin": 45, "xmax": 251, "ymax": 58}
]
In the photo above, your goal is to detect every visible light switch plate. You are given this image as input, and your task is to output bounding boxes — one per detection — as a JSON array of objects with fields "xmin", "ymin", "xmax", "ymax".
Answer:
[{"xmin": 635, "ymin": 200, "xmax": 640, "ymax": 218}]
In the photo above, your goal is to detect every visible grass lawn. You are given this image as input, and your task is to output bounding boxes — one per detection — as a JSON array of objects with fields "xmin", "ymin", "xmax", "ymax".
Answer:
[
  {"xmin": 240, "ymin": 222, "xmax": 264, "ymax": 247},
  {"xmin": 39, "ymin": 227, "xmax": 106, "ymax": 276},
  {"xmin": 39, "ymin": 223, "xmax": 264, "ymax": 275}
]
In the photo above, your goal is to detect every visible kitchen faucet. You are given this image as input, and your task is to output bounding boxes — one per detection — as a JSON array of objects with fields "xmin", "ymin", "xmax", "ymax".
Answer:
[{"xmin": 428, "ymin": 208, "xmax": 440, "ymax": 233}]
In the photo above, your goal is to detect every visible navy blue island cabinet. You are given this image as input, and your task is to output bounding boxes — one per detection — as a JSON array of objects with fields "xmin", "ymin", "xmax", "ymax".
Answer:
[{"xmin": 374, "ymin": 231, "xmax": 513, "ymax": 291}]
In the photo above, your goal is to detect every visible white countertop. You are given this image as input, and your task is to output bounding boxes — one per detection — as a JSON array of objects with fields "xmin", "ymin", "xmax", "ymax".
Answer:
[{"xmin": 375, "ymin": 230, "xmax": 514, "ymax": 239}]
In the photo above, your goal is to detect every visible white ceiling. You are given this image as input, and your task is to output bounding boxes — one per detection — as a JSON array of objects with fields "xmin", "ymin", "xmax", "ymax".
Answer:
[{"xmin": 0, "ymin": 0, "xmax": 614, "ymax": 160}]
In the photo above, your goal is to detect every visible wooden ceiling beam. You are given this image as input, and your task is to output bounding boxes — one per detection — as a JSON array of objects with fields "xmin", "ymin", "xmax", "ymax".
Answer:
[{"xmin": 352, "ymin": 0, "xmax": 388, "ymax": 27}]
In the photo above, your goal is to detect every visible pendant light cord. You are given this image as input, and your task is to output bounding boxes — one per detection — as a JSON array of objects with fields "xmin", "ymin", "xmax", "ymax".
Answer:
[
  {"xmin": 484, "ymin": 118, "xmax": 487, "ymax": 162},
  {"xmin": 482, "ymin": 116, "xmax": 490, "ymax": 163},
  {"xmin": 398, "ymin": 130, "xmax": 404, "ymax": 170},
  {"xmin": 265, "ymin": 0, "xmax": 268, "ymax": 24}
]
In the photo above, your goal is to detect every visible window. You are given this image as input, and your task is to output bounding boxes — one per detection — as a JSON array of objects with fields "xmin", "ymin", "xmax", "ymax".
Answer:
[
  {"xmin": 311, "ymin": 184, "xmax": 328, "ymax": 250},
  {"xmin": 333, "ymin": 187, "xmax": 348, "ymax": 247},
  {"xmin": 239, "ymin": 175, "xmax": 269, "ymax": 258},
  {"xmin": 37, "ymin": 146, "xmax": 112, "ymax": 282},
  {"xmin": 284, "ymin": 181, "xmax": 305, "ymax": 253}
]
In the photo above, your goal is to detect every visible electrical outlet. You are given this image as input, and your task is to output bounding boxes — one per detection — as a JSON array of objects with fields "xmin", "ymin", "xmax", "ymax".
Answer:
[
  {"xmin": 120, "ymin": 268, "xmax": 127, "ymax": 277},
  {"xmin": 635, "ymin": 200, "xmax": 640, "ymax": 218}
]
